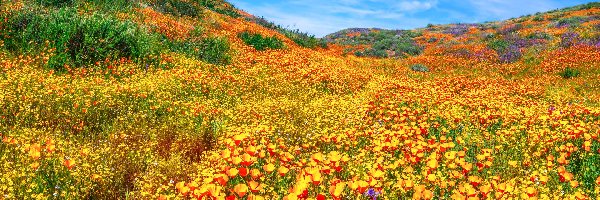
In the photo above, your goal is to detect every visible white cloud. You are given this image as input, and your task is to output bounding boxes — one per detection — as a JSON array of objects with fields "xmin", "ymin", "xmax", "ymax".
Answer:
[{"xmin": 397, "ymin": 1, "xmax": 437, "ymax": 11}]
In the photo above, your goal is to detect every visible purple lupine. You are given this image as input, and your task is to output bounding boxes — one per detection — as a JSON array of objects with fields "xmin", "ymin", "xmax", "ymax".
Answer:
[
  {"xmin": 580, "ymin": 34, "xmax": 600, "ymax": 48},
  {"xmin": 443, "ymin": 24, "xmax": 473, "ymax": 36},
  {"xmin": 497, "ymin": 24, "xmax": 523, "ymax": 35},
  {"xmin": 504, "ymin": 33, "xmax": 547, "ymax": 49},
  {"xmin": 499, "ymin": 45, "xmax": 522, "ymax": 63},
  {"xmin": 560, "ymin": 32, "xmax": 580, "ymax": 47},
  {"xmin": 364, "ymin": 188, "xmax": 381, "ymax": 200}
]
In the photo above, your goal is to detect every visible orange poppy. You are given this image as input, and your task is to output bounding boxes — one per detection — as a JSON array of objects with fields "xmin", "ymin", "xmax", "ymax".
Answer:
[
  {"xmin": 28, "ymin": 143, "xmax": 41, "ymax": 160},
  {"xmin": 63, "ymin": 159, "xmax": 75, "ymax": 170},
  {"xmin": 263, "ymin": 163, "xmax": 275, "ymax": 173},
  {"xmin": 278, "ymin": 166, "xmax": 289, "ymax": 176},
  {"xmin": 248, "ymin": 180, "xmax": 262, "ymax": 193},
  {"xmin": 227, "ymin": 168, "xmax": 239, "ymax": 177},
  {"xmin": 239, "ymin": 167, "xmax": 249, "ymax": 177},
  {"xmin": 234, "ymin": 184, "xmax": 248, "ymax": 197}
]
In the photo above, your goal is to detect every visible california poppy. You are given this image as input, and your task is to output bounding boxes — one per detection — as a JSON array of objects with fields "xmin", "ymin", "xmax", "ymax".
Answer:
[{"xmin": 233, "ymin": 184, "xmax": 248, "ymax": 197}]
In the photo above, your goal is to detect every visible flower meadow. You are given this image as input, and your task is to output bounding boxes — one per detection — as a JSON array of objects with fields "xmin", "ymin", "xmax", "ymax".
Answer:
[{"xmin": 1, "ymin": 0, "xmax": 600, "ymax": 199}]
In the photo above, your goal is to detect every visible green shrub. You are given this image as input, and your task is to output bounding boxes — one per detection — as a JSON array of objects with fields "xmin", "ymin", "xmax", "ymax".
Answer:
[
  {"xmin": 560, "ymin": 67, "xmax": 581, "ymax": 79},
  {"xmin": 532, "ymin": 15, "xmax": 544, "ymax": 22},
  {"xmin": 151, "ymin": 0, "xmax": 200, "ymax": 17},
  {"xmin": 526, "ymin": 32, "xmax": 551, "ymax": 40},
  {"xmin": 168, "ymin": 36, "xmax": 231, "ymax": 66},
  {"xmin": 487, "ymin": 39, "xmax": 510, "ymax": 52},
  {"xmin": 2, "ymin": 8, "xmax": 159, "ymax": 71},
  {"xmin": 36, "ymin": 0, "xmax": 74, "ymax": 7},
  {"xmin": 195, "ymin": 0, "xmax": 240, "ymax": 18},
  {"xmin": 238, "ymin": 31, "xmax": 284, "ymax": 51},
  {"xmin": 167, "ymin": 37, "xmax": 231, "ymax": 65},
  {"xmin": 410, "ymin": 64, "xmax": 430, "ymax": 72},
  {"xmin": 355, "ymin": 36, "xmax": 422, "ymax": 58},
  {"xmin": 87, "ymin": 0, "xmax": 135, "ymax": 12},
  {"xmin": 34, "ymin": 0, "xmax": 133, "ymax": 11},
  {"xmin": 197, "ymin": 37, "xmax": 231, "ymax": 65}
]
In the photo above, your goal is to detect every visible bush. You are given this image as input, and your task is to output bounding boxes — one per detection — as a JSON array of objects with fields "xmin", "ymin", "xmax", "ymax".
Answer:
[
  {"xmin": 238, "ymin": 31, "xmax": 284, "ymax": 51},
  {"xmin": 560, "ymin": 67, "xmax": 581, "ymax": 79},
  {"xmin": 87, "ymin": 0, "xmax": 134, "ymax": 11},
  {"xmin": 2, "ymin": 8, "xmax": 159, "ymax": 71},
  {"xmin": 410, "ymin": 64, "xmax": 430, "ymax": 72},
  {"xmin": 150, "ymin": 0, "xmax": 200, "ymax": 17},
  {"xmin": 352, "ymin": 31, "xmax": 422, "ymax": 58},
  {"xmin": 177, "ymin": 37, "xmax": 231, "ymax": 65},
  {"xmin": 168, "ymin": 36, "xmax": 232, "ymax": 65},
  {"xmin": 195, "ymin": 0, "xmax": 240, "ymax": 18},
  {"xmin": 532, "ymin": 15, "xmax": 544, "ymax": 22},
  {"xmin": 36, "ymin": 0, "xmax": 74, "ymax": 7}
]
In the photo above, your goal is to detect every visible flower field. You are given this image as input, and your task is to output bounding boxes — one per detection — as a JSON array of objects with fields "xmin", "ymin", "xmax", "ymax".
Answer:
[{"xmin": 1, "ymin": 0, "xmax": 600, "ymax": 199}]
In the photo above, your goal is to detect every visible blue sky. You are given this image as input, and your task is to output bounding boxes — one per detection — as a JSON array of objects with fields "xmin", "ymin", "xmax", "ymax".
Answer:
[{"xmin": 229, "ymin": 0, "xmax": 597, "ymax": 37}]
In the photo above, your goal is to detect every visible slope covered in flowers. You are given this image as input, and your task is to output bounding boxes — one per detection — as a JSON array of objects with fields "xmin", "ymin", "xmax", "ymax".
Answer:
[{"xmin": 0, "ymin": 0, "xmax": 600, "ymax": 199}]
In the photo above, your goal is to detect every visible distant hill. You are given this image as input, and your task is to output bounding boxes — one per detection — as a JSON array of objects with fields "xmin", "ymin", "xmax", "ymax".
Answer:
[{"xmin": 324, "ymin": 2, "xmax": 600, "ymax": 60}]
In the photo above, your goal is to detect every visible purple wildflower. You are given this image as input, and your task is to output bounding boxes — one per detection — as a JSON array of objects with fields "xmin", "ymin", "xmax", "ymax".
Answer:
[
  {"xmin": 499, "ymin": 45, "xmax": 522, "ymax": 63},
  {"xmin": 560, "ymin": 32, "xmax": 580, "ymax": 47},
  {"xmin": 364, "ymin": 188, "xmax": 381, "ymax": 200},
  {"xmin": 443, "ymin": 24, "xmax": 475, "ymax": 36}
]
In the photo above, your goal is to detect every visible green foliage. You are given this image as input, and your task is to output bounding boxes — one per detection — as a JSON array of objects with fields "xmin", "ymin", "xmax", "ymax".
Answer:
[
  {"xmin": 195, "ymin": 0, "xmax": 240, "ymax": 18},
  {"xmin": 355, "ymin": 33, "xmax": 422, "ymax": 58},
  {"xmin": 87, "ymin": 0, "xmax": 135, "ymax": 11},
  {"xmin": 526, "ymin": 32, "xmax": 552, "ymax": 40},
  {"xmin": 238, "ymin": 31, "xmax": 284, "ymax": 51},
  {"xmin": 532, "ymin": 15, "xmax": 544, "ymax": 22},
  {"xmin": 168, "ymin": 36, "xmax": 232, "ymax": 65},
  {"xmin": 151, "ymin": 0, "xmax": 200, "ymax": 17},
  {"xmin": 410, "ymin": 64, "xmax": 430, "ymax": 72},
  {"xmin": 35, "ymin": 0, "xmax": 74, "ymax": 7},
  {"xmin": 1, "ymin": 8, "xmax": 159, "ymax": 71},
  {"xmin": 560, "ymin": 67, "xmax": 581, "ymax": 79},
  {"xmin": 487, "ymin": 39, "xmax": 510, "ymax": 52}
]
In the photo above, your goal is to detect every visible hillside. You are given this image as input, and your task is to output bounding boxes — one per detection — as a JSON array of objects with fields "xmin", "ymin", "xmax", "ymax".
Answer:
[
  {"xmin": 1, "ymin": 0, "xmax": 600, "ymax": 199},
  {"xmin": 326, "ymin": 2, "xmax": 600, "ymax": 62}
]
